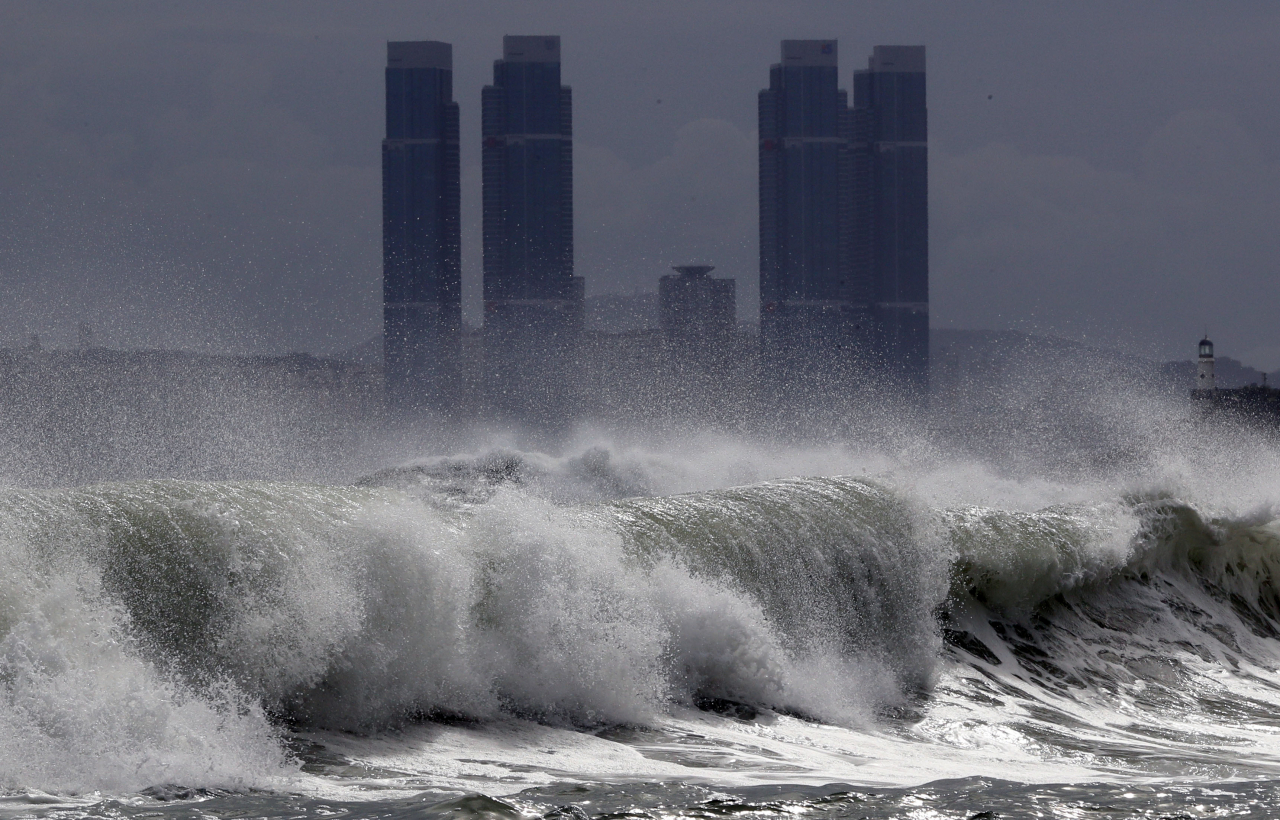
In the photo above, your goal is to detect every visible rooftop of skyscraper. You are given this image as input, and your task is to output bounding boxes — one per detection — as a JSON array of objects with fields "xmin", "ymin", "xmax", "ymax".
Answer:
[
  {"xmin": 502, "ymin": 35, "xmax": 561, "ymax": 62},
  {"xmin": 386, "ymin": 40, "xmax": 452, "ymax": 69},
  {"xmin": 780, "ymin": 40, "xmax": 837, "ymax": 66},
  {"xmin": 868, "ymin": 45, "xmax": 925, "ymax": 72}
]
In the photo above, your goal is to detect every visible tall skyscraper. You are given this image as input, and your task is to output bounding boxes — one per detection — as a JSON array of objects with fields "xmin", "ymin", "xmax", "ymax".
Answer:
[
  {"xmin": 853, "ymin": 46, "xmax": 928, "ymax": 391},
  {"xmin": 382, "ymin": 41, "xmax": 461, "ymax": 410},
  {"xmin": 482, "ymin": 35, "xmax": 581, "ymax": 426},
  {"xmin": 758, "ymin": 41, "xmax": 864, "ymax": 415},
  {"xmin": 758, "ymin": 41, "xmax": 929, "ymax": 416}
]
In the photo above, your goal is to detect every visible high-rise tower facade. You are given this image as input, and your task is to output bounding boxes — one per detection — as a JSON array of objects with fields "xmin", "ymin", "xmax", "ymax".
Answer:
[
  {"xmin": 853, "ymin": 46, "xmax": 928, "ymax": 392},
  {"xmin": 382, "ymin": 41, "xmax": 461, "ymax": 409},
  {"xmin": 758, "ymin": 41, "xmax": 864, "ymax": 417},
  {"xmin": 758, "ymin": 41, "xmax": 929, "ymax": 416},
  {"xmin": 482, "ymin": 35, "xmax": 581, "ymax": 426}
]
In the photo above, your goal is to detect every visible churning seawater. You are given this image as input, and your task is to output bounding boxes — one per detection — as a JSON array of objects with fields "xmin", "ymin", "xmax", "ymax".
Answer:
[{"xmin": 5, "ymin": 429, "xmax": 1280, "ymax": 819}]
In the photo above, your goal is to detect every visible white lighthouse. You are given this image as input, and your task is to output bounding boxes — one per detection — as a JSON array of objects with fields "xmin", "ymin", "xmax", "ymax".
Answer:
[
  {"xmin": 1192, "ymin": 337, "xmax": 1217, "ymax": 418},
  {"xmin": 1196, "ymin": 337, "xmax": 1216, "ymax": 392}
]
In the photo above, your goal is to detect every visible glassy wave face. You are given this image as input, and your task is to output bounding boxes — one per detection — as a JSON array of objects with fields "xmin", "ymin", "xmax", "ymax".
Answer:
[{"xmin": 4, "ymin": 436, "xmax": 1280, "ymax": 817}]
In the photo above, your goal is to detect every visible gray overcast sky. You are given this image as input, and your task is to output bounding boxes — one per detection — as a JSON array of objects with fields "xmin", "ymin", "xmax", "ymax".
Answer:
[{"xmin": 1, "ymin": 1, "xmax": 1278, "ymax": 366}]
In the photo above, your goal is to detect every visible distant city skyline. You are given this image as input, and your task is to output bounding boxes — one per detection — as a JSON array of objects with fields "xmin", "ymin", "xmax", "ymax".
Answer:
[
  {"xmin": 1, "ymin": 3, "xmax": 1278, "ymax": 370},
  {"xmin": 384, "ymin": 36, "xmax": 928, "ymax": 415}
]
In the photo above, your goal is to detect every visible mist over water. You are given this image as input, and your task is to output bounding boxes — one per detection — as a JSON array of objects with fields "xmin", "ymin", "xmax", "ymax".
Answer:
[{"xmin": 1, "ymin": 355, "xmax": 1280, "ymax": 817}]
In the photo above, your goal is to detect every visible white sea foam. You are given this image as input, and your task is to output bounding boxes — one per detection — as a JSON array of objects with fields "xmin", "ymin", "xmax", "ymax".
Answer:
[
  {"xmin": 0, "ymin": 420, "xmax": 1279, "ymax": 801},
  {"xmin": 0, "ymin": 536, "xmax": 291, "ymax": 794}
]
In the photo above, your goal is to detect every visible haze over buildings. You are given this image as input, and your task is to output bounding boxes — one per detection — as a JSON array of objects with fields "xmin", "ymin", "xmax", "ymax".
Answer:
[
  {"xmin": 382, "ymin": 36, "xmax": 928, "ymax": 424},
  {"xmin": 2, "ymin": 4, "xmax": 1279, "ymax": 371}
]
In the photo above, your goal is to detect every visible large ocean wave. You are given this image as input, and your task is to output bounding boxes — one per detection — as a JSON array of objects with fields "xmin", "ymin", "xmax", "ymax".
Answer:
[{"xmin": 3, "ymin": 440, "xmax": 1280, "ymax": 801}]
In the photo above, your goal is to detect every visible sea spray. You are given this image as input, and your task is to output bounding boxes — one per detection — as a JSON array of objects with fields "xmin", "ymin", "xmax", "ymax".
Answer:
[
  {"xmin": 5, "ymin": 442, "xmax": 1280, "ymax": 800},
  {"xmin": 0, "ymin": 474, "xmax": 952, "ymax": 744},
  {"xmin": 0, "ymin": 509, "xmax": 291, "ymax": 794}
]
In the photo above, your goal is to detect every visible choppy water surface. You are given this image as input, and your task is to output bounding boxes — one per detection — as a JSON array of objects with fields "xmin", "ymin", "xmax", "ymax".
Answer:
[{"xmin": 4, "ymin": 432, "xmax": 1280, "ymax": 818}]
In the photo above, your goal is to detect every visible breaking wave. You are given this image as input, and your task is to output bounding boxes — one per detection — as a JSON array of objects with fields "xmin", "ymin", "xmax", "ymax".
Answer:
[{"xmin": 2, "ymin": 443, "xmax": 1280, "ymax": 795}]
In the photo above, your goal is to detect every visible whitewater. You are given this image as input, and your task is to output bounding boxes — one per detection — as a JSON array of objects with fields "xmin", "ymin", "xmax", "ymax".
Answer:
[{"xmin": 4, "ymin": 404, "xmax": 1280, "ymax": 818}]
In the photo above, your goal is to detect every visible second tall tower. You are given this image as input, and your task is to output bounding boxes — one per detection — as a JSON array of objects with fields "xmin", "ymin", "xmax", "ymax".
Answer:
[{"xmin": 482, "ymin": 35, "xmax": 582, "ymax": 427}]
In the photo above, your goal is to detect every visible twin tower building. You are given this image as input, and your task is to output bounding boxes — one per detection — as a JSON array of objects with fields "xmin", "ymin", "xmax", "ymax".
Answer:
[
  {"xmin": 383, "ymin": 36, "xmax": 576, "ymax": 422},
  {"xmin": 383, "ymin": 37, "xmax": 927, "ymax": 423}
]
